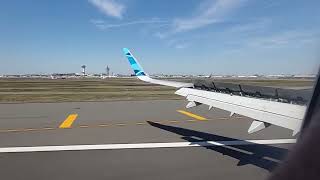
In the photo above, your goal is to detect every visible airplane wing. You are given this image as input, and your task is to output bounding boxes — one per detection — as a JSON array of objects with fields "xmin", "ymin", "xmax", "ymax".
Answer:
[{"xmin": 123, "ymin": 48, "xmax": 306, "ymax": 135}]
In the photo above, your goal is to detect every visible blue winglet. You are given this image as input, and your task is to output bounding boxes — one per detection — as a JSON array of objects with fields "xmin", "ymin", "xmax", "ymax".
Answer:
[{"xmin": 123, "ymin": 48, "xmax": 146, "ymax": 76}]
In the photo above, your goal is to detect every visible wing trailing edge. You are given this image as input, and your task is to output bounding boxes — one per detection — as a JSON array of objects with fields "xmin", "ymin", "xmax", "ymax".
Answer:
[{"xmin": 176, "ymin": 88, "xmax": 306, "ymax": 135}]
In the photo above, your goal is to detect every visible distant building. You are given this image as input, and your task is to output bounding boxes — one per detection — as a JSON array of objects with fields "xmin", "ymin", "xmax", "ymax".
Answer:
[{"xmin": 81, "ymin": 65, "xmax": 86, "ymax": 76}]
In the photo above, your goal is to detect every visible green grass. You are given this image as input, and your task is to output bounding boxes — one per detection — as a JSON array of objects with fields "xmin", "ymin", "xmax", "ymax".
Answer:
[
  {"xmin": 0, "ymin": 78, "xmax": 180, "ymax": 103},
  {"xmin": 0, "ymin": 78, "xmax": 315, "ymax": 103}
]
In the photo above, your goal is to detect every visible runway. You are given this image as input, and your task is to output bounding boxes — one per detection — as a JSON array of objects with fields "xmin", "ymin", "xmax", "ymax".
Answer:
[{"xmin": 0, "ymin": 100, "xmax": 296, "ymax": 180}]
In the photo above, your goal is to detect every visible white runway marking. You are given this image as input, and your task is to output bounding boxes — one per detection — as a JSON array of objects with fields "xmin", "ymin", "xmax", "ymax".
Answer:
[{"xmin": 0, "ymin": 139, "xmax": 296, "ymax": 153}]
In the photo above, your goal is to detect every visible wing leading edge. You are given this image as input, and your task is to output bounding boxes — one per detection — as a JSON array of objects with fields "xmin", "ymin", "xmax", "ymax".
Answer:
[{"xmin": 123, "ymin": 48, "xmax": 306, "ymax": 135}]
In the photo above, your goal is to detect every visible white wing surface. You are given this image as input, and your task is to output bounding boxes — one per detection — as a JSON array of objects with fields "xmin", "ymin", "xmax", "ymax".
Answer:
[{"xmin": 123, "ymin": 48, "xmax": 306, "ymax": 135}]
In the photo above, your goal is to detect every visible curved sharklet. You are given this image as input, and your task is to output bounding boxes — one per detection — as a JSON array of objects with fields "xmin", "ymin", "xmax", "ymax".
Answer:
[{"xmin": 123, "ymin": 48, "xmax": 193, "ymax": 88}]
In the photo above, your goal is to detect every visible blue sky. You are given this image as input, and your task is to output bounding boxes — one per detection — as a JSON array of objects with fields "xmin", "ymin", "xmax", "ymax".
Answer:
[{"xmin": 0, "ymin": 0, "xmax": 319, "ymax": 75}]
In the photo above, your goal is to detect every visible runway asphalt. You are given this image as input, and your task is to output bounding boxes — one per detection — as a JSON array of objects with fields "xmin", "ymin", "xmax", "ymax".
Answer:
[{"xmin": 0, "ymin": 100, "xmax": 297, "ymax": 180}]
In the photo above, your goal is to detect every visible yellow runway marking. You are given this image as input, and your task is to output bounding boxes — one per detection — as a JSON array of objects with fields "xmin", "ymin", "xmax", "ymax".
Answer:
[
  {"xmin": 59, "ymin": 114, "xmax": 78, "ymax": 129},
  {"xmin": 0, "ymin": 117, "xmax": 222, "ymax": 134},
  {"xmin": 177, "ymin": 110, "xmax": 207, "ymax": 121}
]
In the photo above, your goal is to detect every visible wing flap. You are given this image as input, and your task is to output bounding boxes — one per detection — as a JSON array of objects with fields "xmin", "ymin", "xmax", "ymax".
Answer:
[{"xmin": 176, "ymin": 88, "xmax": 306, "ymax": 134}]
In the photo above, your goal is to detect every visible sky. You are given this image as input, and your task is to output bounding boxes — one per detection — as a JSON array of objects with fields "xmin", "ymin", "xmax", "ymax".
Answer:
[{"xmin": 0, "ymin": 0, "xmax": 319, "ymax": 75}]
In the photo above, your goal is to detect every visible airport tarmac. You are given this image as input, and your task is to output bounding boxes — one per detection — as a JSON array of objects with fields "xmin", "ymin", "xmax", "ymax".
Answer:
[{"xmin": 0, "ymin": 100, "xmax": 297, "ymax": 180}]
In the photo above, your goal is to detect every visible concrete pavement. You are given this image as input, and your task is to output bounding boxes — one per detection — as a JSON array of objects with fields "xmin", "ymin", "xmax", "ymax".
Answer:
[{"xmin": 0, "ymin": 100, "xmax": 296, "ymax": 180}]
